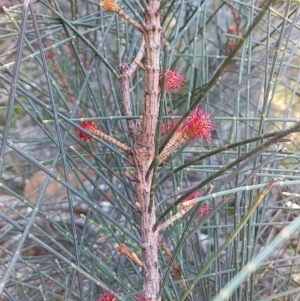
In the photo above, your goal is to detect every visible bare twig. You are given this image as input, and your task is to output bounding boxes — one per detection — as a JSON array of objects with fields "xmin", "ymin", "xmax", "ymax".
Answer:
[
  {"xmin": 100, "ymin": 0, "xmax": 145, "ymax": 32},
  {"xmin": 116, "ymin": 8, "xmax": 146, "ymax": 33}
]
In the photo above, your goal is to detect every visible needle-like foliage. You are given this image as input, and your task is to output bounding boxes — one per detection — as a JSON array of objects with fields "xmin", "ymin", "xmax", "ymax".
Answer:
[{"xmin": 1, "ymin": 0, "xmax": 300, "ymax": 300}]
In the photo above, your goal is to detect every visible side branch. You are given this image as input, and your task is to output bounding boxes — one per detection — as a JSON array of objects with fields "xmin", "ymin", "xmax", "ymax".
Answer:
[
  {"xmin": 78, "ymin": 121, "xmax": 133, "ymax": 154},
  {"xmin": 91, "ymin": 127, "xmax": 133, "ymax": 154},
  {"xmin": 117, "ymin": 243, "xmax": 144, "ymax": 267},
  {"xmin": 99, "ymin": 0, "xmax": 145, "ymax": 32},
  {"xmin": 119, "ymin": 39, "xmax": 145, "ymax": 138},
  {"xmin": 116, "ymin": 8, "xmax": 145, "ymax": 33}
]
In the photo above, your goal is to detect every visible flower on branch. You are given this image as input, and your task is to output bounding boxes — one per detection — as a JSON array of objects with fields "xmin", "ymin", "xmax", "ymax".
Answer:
[
  {"xmin": 181, "ymin": 191, "xmax": 203, "ymax": 211},
  {"xmin": 78, "ymin": 120, "xmax": 133, "ymax": 154},
  {"xmin": 78, "ymin": 121, "xmax": 99, "ymax": 142},
  {"xmin": 158, "ymin": 106, "xmax": 215, "ymax": 164},
  {"xmin": 95, "ymin": 291, "xmax": 116, "ymax": 301},
  {"xmin": 157, "ymin": 190, "xmax": 210, "ymax": 233},
  {"xmin": 99, "ymin": 0, "xmax": 119, "ymax": 12},
  {"xmin": 159, "ymin": 70, "xmax": 186, "ymax": 93},
  {"xmin": 181, "ymin": 191, "xmax": 210, "ymax": 218},
  {"xmin": 184, "ymin": 106, "xmax": 215, "ymax": 142}
]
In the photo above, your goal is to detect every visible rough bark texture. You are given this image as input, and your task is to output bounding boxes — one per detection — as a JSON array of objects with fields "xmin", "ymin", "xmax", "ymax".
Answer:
[{"xmin": 132, "ymin": 1, "xmax": 162, "ymax": 300}]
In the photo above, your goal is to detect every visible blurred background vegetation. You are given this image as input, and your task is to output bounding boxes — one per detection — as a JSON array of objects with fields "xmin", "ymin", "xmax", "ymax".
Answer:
[{"xmin": 1, "ymin": 0, "xmax": 300, "ymax": 300}]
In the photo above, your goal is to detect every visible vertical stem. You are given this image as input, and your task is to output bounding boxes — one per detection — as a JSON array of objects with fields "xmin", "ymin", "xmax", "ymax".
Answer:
[{"xmin": 133, "ymin": 0, "xmax": 162, "ymax": 300}]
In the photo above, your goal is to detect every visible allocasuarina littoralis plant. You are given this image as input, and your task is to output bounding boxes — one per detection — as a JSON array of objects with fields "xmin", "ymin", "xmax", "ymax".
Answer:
[{"xmin": 77, "ymin": 0, "xmax": 215, "ymax": 299}]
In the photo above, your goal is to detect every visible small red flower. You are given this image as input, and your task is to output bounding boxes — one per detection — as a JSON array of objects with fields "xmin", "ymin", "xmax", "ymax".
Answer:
[
  {"xmin": 184, "ymin": 191, "xmax": 203, "ymax": 202},
  {"xmin": 181, "ymin": 191, "xmax": 210, "ymax": 218},
  {"xmin": 78, "ymin": 121, "xmax": 98, "ymax": 142},
  {"xmin": 183, "ymin": 107, "xmax": 215, "ymax": 143},
  {"xmin": 159, "ymin": 70, "xmax": 186, "ymax": 93},
  {"xmin": 198, "ymin": 203, "xmax": 210, "ymax": 217},
  {"xmin": 158, "ymin": 107, "xmax": 215, "ymax": 164},
  {"xmin": 95, "ymin": 291, "xmax": 116, "ymax": 301},
  {"xmin": 228, "ymin": 26, "xmax": 236, "ymax": 34}
]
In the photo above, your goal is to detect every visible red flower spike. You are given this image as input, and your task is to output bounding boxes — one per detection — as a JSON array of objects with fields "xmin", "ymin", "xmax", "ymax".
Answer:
[
  {"xmin": 159, "ymin": 70, "xmax": 186, "ymax": 93},
  {"xmin": 95, "ymin": 291, "xmax": 116, "ymax": 301},
  {"xmin": 198, "ymin": 203, "xmax": 211, "ymax": 218},
  {"xmin": 158, "ymin": 107, "xmax": 215, "ymax": 165},
  {"xmin": 183, "ymin": 107, "xmax": 215, "ymax": 143},
  {"xmin": 181, "ymin": 191, "xmax": 210, "ymax": 218},
  {"xmin": 184, "ymin": 191, "xmax": 203, "ymax": 202},
  {"xmin": 78, "ymin": 121, "xmax": 98, "ymax": 142}
]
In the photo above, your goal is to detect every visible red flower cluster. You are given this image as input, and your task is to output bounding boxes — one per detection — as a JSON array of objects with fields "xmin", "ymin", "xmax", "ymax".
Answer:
[
  {"xmin": 183, "ymin": 191, "xmax": 203, "ymax": 202},
  {"xmin": 159, "ymin": 70, "xmax": 186, "ymax": 93},
  {"xmin": 78, "ymin": 121, "xmax": 98, "ymax": 142},
  {"xmin": 181, "ymin": 107, "xmax": 215, "ymax": 142},
  {"xmin": 95, "ymin": 291, "xmax": 116, "ymax": 301},
  {"xmin": 158, "ymin": 106, "xmax": 215, "ymax": 164},
  {"xmin": 181, "ymin": 191, "xmax": 210, "ymax": 218},
  {"xmin": 198, "ymin": 202, "xmax": 210, "ymax": 217},
  {"xmin": 163, "ymin": 107, "xmax": 215, "ymax": 142}
]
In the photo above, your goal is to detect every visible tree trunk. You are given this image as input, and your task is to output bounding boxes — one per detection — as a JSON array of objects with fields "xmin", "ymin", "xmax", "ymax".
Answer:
[{"xmin": 133, "ymin": 0, "xmax": 162, "ymax": 300}]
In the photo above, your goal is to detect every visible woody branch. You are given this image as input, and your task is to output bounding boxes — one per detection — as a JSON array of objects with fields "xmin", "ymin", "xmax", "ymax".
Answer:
[{"xmin": 119, "ymin": 39, "xmax": 145, "ymax": 138}]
